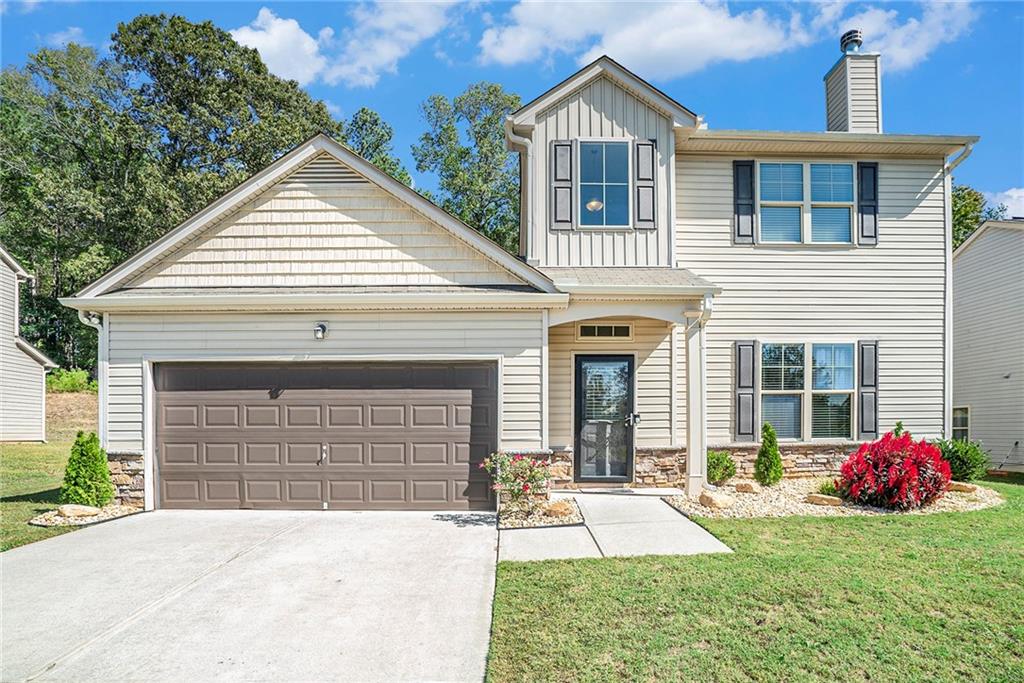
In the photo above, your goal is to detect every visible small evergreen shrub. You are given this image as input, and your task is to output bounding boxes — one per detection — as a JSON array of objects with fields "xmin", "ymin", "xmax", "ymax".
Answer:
[
  {"xmin": 817, "ymin": 479, "xmax": 839, "ymax": 497},
  {"xmin": 59, "ymin": 431, "xmax": 114, "ymax": 507},
  {"xmin": 707, "ymin": 450, "xmax": 737, "ymax": 485},
  {"xmin": 936, "ymin": 438, "xmax": 989, "ymax": 482},
  {"xmin": 838, "ymin": 430, "xmax": 950, "ymax": 510},
  {"xmin": 754, "ymin": 422, "xmax": 784, "ymax": 486},
  {"xmin": 47, "ymin": 368, "xmax": 98, "ymax": 393}
]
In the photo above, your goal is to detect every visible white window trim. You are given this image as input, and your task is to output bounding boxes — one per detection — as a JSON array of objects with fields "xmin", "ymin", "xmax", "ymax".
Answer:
[
  {"xmin": 576, "ymin": 138, "xmax": 633, "ymax": 231},
  {"xmin": 575, "ymin": 322, "xmax": 634, "ymax": 342},
  {"xmin": 952, "ymin": 405, "xmax": 971, "ymax": 441},
  {"xmin": 758, "ymin": 339, "xmax": 859, "ymax": 443},
  {"xmin": 755, "ymin": 160, "xmax": 858, "ymax": 246}
]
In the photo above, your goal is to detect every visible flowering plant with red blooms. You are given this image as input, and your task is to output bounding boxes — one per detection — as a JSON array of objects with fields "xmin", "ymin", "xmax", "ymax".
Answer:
[
  {"xmin": 838, "ymin": 430, "xmax": 951, "ymax": 510},
  {"xmin": 480, "ymin": 452, "xmax": 552, "ymax": 504}
]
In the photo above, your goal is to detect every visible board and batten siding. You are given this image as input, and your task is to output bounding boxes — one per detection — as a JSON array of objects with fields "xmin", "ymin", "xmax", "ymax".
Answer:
[
  {"xmin": 126, "ymin": 154, "xmax": 525, "ymax": 289},
  {"xmin": 953, "ymin": 225, "xmax": 1024, "ymax": 469},
  {"xmin": 0, "ymin": 262, "xmax": 45, "ymax": 441},
  {"xmin": 547, "ymin": 318, "xmax": 681, "ymax": 450},
  {"xmin": 530, "ymin": 76, "xmax": 674, "ymax": 267},
  {"xmin": 676, "ymin": 155, "xmax": 947, "ymax": 444},
  {"xmin": 104, "ymin": 311, "xmax": 544, "ymax": 453}
]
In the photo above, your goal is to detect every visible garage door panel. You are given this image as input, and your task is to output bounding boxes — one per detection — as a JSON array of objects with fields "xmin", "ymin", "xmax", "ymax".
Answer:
[{"xmin": 155, "ymin": 362, "xmax": 497, "ymax": 510}]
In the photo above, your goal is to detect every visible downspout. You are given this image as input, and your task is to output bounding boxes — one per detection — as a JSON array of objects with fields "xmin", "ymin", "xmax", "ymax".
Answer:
[
  {"xmin": 78, "ymin": 310, "xmax": 108, "ymax": 447},
  {"xmin": 505, "ymin": 118, "xmax": 534, "ymax": 264}
]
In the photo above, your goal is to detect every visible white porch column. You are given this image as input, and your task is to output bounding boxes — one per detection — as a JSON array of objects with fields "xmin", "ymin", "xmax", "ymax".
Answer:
[{"xmin": 684, "ymin": 314, "xmax": 708, "ymax": 496}]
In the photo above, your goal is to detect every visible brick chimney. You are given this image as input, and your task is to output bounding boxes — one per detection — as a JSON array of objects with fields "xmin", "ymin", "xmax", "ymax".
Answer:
[{"xmin": 824, "ymin": 29, "xmax": 882, "ymax": 133}]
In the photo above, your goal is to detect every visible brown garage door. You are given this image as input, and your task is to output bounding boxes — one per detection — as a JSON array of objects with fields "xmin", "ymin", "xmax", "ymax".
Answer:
[{"xmin": 155, "ymin": 362, "xmax": 496, "ymax": 510}]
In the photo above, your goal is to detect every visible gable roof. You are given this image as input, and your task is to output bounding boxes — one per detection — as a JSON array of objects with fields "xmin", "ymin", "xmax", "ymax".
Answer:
[
  {"xmin": 0, "ymin": 243, "xmax": 30, "ymax": 279},
  {"xmin": 509, "ymin": 55, "xmax": 699, "ymax": 130},
  {"xmin": 954, "ymin": 219, "xmax": 1024, "ymax": 259},
  {"xmin": 75, "ymin": 134, "xmax": 558, "ymax": 298}
]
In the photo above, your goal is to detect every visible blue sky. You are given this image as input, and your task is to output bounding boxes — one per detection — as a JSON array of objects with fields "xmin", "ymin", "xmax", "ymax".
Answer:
[{"xmin": 3, "ymin": 1, "xmax": 1022, "ymax": 213}]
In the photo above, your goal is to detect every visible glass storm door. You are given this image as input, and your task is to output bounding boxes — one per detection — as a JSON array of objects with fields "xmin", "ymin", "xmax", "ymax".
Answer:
[{"xmin": 574, "ymin": 355, "xmax": 635, "ymax": 481}]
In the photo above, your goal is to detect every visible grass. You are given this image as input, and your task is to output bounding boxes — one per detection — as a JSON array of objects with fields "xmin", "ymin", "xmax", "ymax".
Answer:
[
  {"xmin": 488, "ymin": 474, "xmax": 1024, "ymax": 682},
  {"xmin": 0, "ymin": 392, "xmax": 98, "ymax": 551}
]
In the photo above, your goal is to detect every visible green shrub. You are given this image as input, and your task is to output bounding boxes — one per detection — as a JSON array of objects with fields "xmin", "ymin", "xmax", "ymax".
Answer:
[
  {"xmin": 59, "ymin": 431, "xmax": 114, "ymax": 507},
  {"xmin": 818, "ymin": 479, "xmax": 839, "ymax": 496},
  {"xmin": 936, "ymin": 438, "xmax": 989, "ymax": 482},
  {"xmin": 754, "ymin": 422, "xmax": 784, "ymax": 486},
  {"xmin": 47, "ymin": 368, "xmax": 98, "ymax": 393},
  {"xmin": 707, "ymin": 450, "xmax": 736, "ymax": 485}
]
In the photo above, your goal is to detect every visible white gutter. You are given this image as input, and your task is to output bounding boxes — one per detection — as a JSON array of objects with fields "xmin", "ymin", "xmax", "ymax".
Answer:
[
  {"xmin": 61, "ymin": 292, "xmax": 570, "ymax": 312},
  {"xmin": 505, "ymin": 118, "xmax": 534, "ymax": 263},
  {"xmin": 558, "ymin": 284, "xmax": 722, "ymax": 297},
  {"xmin": 77, "ymin": 310, "xmax": 108, "ymax": 446},
  {"xmin": 944, "ymin": 141, "xmax": 974, "ymax": 173}
]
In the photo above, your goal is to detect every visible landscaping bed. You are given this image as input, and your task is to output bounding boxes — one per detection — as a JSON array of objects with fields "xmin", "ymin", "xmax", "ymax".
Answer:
[
  {"xmin": 29, "ymin": 504, "xmax": 140, "ymax": 528},
  {"xmin": 498, "ymin": 497, "xmax": 583, "ymax": 529},
  {"xmin": 666, "ymin": 478, "xmax": 1003, "ymax": 519}
]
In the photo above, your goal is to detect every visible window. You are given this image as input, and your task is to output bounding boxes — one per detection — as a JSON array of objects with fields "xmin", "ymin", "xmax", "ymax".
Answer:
[
  {"xmin": 757, "ymin": 162, "xmax": 855, "ymax": 244},
  {"xmin": 759, "ymin": 163, "xmax": 802, "ymax": 242},
  {"xmin": 577, "ymin": 323, "xmax": 633, "ymax": 341},
  {"xmin": 811, "ymin": 343, "xmax": 855, "ymax": 439},
  {"xmin": 579, "ymin": 141, "xmax": 629, "ymax": 227},
  {"xmin": 952, "ymin": 407, "xmax": 970, "ymax": 441},
  {"xmin": 761, "ymin": 343, "xmax": 804, "ymax": 439}
]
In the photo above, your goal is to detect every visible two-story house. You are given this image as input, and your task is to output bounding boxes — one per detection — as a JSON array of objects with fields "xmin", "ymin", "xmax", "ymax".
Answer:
[{"xmin": 62, "ymin": 32, "xmax": 975, "ymax": 510}]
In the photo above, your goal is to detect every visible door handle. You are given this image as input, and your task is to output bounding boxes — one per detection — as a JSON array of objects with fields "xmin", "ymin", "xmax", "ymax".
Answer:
[{"xmin": 318, "ymin": 443, "xmax": 328, "ymax": 466}]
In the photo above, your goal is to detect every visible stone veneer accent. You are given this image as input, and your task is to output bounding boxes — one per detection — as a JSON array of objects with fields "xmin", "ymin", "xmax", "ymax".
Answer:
[
  {"xmin": 549, "ymin": 447, "xmax": 688, "ymax": 488},
  {"xmin": 107, "ymin": 452, "xmax": 145, "ymax": 508},
  {"xmin": 717, "ymin": 443, "xmax": 859, "ymax": 479}
]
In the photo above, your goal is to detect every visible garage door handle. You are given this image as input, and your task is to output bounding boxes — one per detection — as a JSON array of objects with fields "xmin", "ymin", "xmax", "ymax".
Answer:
[{"xmin": 318, "ymin": 443, "xmax": 328, "ymax": 466}]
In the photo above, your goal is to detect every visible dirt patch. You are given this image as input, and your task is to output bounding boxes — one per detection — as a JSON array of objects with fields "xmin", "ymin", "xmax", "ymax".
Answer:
[{"xmin": 47, "ymin": 392, "xmax": 98, "ymax": 442}]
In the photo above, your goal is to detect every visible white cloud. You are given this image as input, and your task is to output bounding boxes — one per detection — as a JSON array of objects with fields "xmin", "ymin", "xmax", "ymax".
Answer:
[
  {"xmin": 984, "ymin": 188, "xmax": 1024, "ymax": 218},
  {"xmin": 230, "ymin": 8, "xmax": 328, "ymax": 86},
  {"xmin": 479, "ymin": 1, "xmax": 978, "ymax": 78},
  {"xmin": 838, "ymin": 2, "xmax": 977, "ymax": 72},
  {"xmin": 44, "ymin": 26, "xmax": 88, "ymax": 48},
  {"xmin": 323, "ymin": 1, "xmax": 454, "ymax": 87}
]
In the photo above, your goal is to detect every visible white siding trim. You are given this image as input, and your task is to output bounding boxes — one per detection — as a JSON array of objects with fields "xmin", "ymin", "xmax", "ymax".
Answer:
[{"xmin": 943, "ymin": 169, "xmax": 953, "ymax": 439}]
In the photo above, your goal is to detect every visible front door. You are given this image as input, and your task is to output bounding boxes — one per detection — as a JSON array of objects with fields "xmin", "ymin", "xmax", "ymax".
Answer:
[{"xmin": 574, "ymin": 355, "xmax": 635, "ymax": 482}]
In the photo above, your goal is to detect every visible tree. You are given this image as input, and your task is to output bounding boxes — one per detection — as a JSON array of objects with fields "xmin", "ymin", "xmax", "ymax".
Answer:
[
  {"xmin": 754, "ymin": 422, "xmax": 783, "ymax": 486},
  {"xmin": 343, "ymin": 107, "xmax": 411, "ymax": 185},
  {"xmin": 1, "ymin": 15, "xmax": 405, "ymax": 371},
  {"xmin": 59, "ymin": 431, "xmax": 114, "ymax": 507},
  {"xmin": 952, "ymin": 184, "xmax": 1007, "ymax": 248},
  {"xmin": 412, "ymin": 82, "xmax": 521, "ymax": 252}
]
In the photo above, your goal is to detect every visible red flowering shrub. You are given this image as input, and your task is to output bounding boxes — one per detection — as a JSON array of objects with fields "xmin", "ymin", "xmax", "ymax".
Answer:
[
  {"xmin": 480, "ymin": 452, "xmax": 552, "ymax": 505},
  {"xmin": 838, "ymin": 431, "xmax": 951, "ymax": 510}
]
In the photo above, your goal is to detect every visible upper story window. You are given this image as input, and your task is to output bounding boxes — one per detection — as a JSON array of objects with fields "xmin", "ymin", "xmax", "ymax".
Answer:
[
  {"xmin": 579, "ymin": 141, "xmax": 630, "ymax": 228},
  {"xmin": 757, "ymin": 161, "xmax": 855, "ymax": 244}
]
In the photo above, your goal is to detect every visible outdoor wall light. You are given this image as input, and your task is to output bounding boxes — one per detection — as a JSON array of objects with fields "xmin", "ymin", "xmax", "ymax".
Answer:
[{"xmin": 313, "ymin": 322, "xmax": 328, "ymax": 340}]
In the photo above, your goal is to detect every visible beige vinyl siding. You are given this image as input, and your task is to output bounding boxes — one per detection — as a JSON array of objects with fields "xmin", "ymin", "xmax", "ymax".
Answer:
[
  {"xmin": 548, "ymin": 318, "xmax": 676, "ymax": 449},
  {"xmin": 104, "ymin": 311, "xmax": 544, "ymax": 452},
  {"xmin": 953, "ymin": 226, "xmax": 1024, "ymax": 469},
  {"xmin": 676, "ymin": 155, "xmax": 947, "ymax": 443},
  {"xmin": 127, "ymin": 155, "xmax": 525, "ymax": 289},
  {"xmin": 0, "ymin": 263, "xmax": 45, "ymax": 441},
  {"xmin": 824, "ymin": 61, "xmax": 849, "ymax": 132},
  {"xmin": 530, "ymin": 77, "xmax": 674, "ymax": 267}
]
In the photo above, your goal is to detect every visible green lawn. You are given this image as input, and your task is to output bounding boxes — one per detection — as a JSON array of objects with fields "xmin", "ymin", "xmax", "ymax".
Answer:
[
  {"xmin": 1, "ymin": 392, "xmax": 97, "ymax": 551},
  {"xmin": 489, "ymin": 475, "xmax": 1024, "ymax": 682}
]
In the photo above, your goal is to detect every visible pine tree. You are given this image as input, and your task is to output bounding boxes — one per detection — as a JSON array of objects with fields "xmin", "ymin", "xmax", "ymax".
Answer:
[
  {"xmin": 59, "ymin": 431, "xmax": 114, "ymax": 507},
  {"xmin": 754, "ymin": 422, "xmax": 784, "ymax": 486}
]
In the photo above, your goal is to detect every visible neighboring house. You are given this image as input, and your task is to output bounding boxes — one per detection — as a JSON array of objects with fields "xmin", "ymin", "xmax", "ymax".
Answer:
[
  {"xmin": 0, "ymin": 244, "xmax": 57, "ymax": 442},
  {"xmin": 62, "ymin": 32, "xmax": 976, "ymax": 510},
  {"xmin": 952, "ymin": 219, "xmax": 1024, "ymax": 471}
]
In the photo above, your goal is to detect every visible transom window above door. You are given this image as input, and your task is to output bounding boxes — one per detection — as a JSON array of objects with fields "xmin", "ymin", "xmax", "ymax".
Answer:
[{"xmin": 579, "ymin": 141, "xmax": 630, "ymax": 227}]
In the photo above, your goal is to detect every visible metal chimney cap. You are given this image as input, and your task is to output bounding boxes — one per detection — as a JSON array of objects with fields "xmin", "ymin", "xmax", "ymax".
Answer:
[{"xmin": 840, "ymin": 29, "xmax": 863, "ymax": 53}]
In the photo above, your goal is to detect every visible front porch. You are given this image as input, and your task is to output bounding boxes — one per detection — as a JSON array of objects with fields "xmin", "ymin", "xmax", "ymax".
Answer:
[{"xmin": 539, "ymin": 294, "xmax": 712, "ymax": 495}]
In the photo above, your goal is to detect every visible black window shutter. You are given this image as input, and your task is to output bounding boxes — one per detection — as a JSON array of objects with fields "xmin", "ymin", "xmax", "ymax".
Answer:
[
  {"xmin": 857, "ymin": 162, "xmax": 878, "ymax": 245},
  {"xmin": 735, "ymin": 340, "xmax": 758, "ymax": 441},
  {"xmin": 857, "ymin": 341, "xmax": 879, "ymax": 440},
  {"xmin": 551, "ymin": 140, "xmax": 573, "ymax": 230},
  {"xmin": 733, "ymin": 160, "xmax": 755, "ymax": 244},
  {"xmin": 634, "ymin": 140, "xmax": 656, "ymax": 230}
]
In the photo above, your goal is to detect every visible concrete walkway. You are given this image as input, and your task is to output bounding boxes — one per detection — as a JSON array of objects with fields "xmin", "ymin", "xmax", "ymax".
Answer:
[
  {"xmin": 498, "ymin": 491, "xmax": 732, "ymax": 562},
  {"xmin": 2, "ymin": 510, "xmax": 497, "ymax": 682}
]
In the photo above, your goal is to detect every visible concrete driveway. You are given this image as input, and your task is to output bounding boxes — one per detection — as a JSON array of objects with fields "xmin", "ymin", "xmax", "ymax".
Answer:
[{"xmin": 2, "ymin": 510, "xmax": 497, "ymax": 682}]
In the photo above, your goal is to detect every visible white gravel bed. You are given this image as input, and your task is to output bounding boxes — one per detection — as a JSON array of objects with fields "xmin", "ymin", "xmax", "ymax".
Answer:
[
  {"xmin": 498, "ymin": 498, "xmax": 584, "ymax": 529},
  {"xmin": 666, "ymin": 478, "xmax": 1004, "ymax": 519},
  {"xmin": 29, "ymin": 505, "xmax": 141, "ymax": 527}
]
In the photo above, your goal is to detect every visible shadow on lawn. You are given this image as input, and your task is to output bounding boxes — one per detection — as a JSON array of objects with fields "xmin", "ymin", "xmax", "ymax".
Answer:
[{"xmin": 1, "ymin": 487, "xmax": 61, "ymax": 512}]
